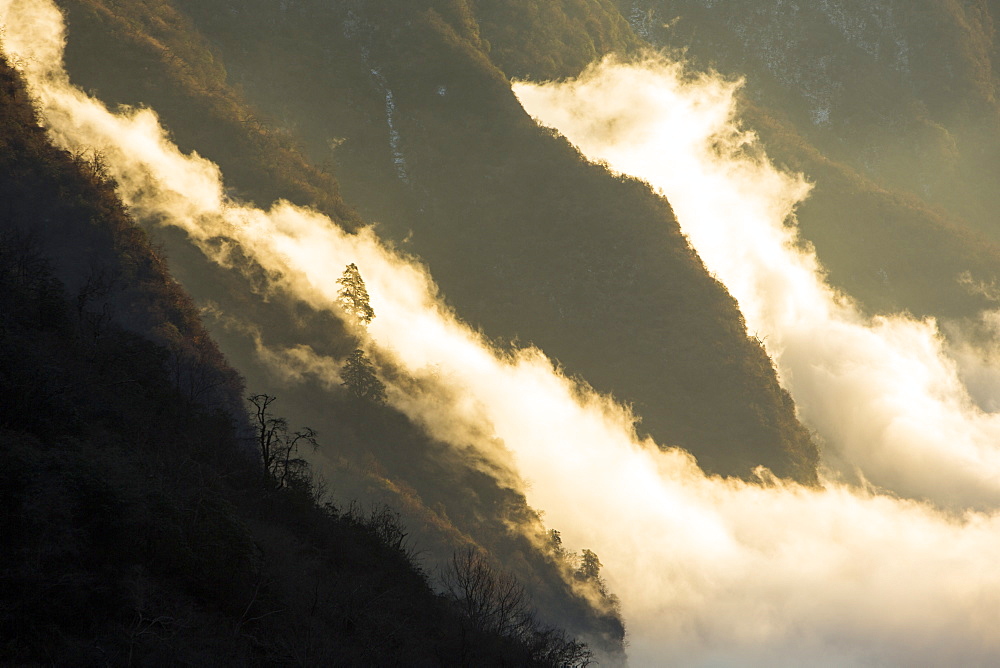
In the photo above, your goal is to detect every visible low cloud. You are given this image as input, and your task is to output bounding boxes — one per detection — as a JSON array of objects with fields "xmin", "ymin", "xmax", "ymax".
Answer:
[
  {"xmin": 6, "ymin": 5, "xmax": 1000, "ymax": 663},
  {"xmin": 515, "ymin": 56, "xmax": 1000, "ymax": 511}
]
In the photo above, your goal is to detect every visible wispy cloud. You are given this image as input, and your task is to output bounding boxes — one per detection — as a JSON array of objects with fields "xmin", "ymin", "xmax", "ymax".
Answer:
[
  {"xmin": 516, "ymin": 55, "xmax": 1000, "ymax": 511},
  {"xmin": 6, "ymin": 4, "xmax": 1000, "ymax": 663}
]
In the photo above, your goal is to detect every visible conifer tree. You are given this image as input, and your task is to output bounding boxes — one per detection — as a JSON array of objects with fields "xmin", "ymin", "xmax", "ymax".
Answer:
[
  {"xmin": 342, "ymin": 348, "xmax": 386, "ymax": 404},
  {"xmin": 575, "ymin": 549, "xmax": 602, "ymax": 582},
  {"xmin": 337, "ymin": 262, "xmax": 375, "ymax": 325}
]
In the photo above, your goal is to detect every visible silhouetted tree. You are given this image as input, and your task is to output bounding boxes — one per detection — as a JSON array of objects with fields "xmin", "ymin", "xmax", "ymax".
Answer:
[
  {"xmin": 341, "ymin": 349, "xmax": 386, "ymax": 404},
  {"xmin": 337, "ymin": 262, "xmax": 375, "ymax": 325},
  {"xmin": 442, "ymin": 547, "xmax": 594, "ymax": 666},
  {"xmin": 248, "ymin": 393, "xmax": 317, "ymax": 488},
  {"xmin": 548, "ymin": 529, "xmax": 566, "ymax": 559},
  {"xmin": 444, "ymin": 547, "xmax": 531, "ymax": 638},
  {"xmin": 345, "ymin": 501, "xmax": 413, "ymax": 557}
]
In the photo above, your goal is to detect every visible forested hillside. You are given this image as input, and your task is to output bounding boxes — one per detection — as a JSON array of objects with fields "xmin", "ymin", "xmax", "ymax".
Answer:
[
  {"xmin": 0, "ymin": 52, "xmax": 598, "ymax": 665},
  {"xmin": 55, "ymin": 0, "xmax": 819, "ymax": 484},
  {"xmin": 623, "ymin": 0, "xmax": 1000, "ymax": 320},
  {"xmin": 8, "ymin": 0, "xmax": 1000, "ymax": 664}
]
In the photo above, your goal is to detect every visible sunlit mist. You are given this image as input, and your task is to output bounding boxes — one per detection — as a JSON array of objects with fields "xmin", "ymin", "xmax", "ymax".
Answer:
[
  {"xmin": 5, "ymin": 1, "xmax": 1000, "ymax": 664},
  {"xmin": 515, "ymin": 57, "xmax": 1000, "ymax": 512}
]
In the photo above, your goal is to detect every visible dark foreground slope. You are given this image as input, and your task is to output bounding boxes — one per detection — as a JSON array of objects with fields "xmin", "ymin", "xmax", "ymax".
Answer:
[
  {"xmin": 0, "ymin": 56, "xmax": 594, "ymax": 666},
  {"xmin": 56, "ymin": 0, "xmax": 819, "ymax": 483},
  {"xmin": 45, "ymin": 3, "xmax": 631, "ymax": 656}
]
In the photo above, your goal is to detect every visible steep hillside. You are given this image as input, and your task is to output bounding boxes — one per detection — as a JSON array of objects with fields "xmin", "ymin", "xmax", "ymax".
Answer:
[
  {"xmin": 622, "ymin": 0, "xmax": 1000, "ymax": 320},
  {"xmin": 39, "ymin": 1, "xmax": 632, "ymax": 654},
  {"xmin": 472, "ymin": 0, "xmax": 643, "ymax": 79},
  {"xmin": 59, "ymin": 0, "xmax": 361, "ymax": 225},
  {"xmin": 0, "ymin": 52, "xmax": 596, "ymax": 666},
  {"xmin": 98, "ymin": 0, "xmax": 816, "ymax": 482},
  {"xmin": 624, "ymin": 0, "xmax": 1000, "ymax": 227},
  {"xmin": 0, "ymin": 39, "xmax": 244, "ymax": 419},
  {"xmin": 11, "ymin": 2, "xmax": 1000, "ymax": 663}
]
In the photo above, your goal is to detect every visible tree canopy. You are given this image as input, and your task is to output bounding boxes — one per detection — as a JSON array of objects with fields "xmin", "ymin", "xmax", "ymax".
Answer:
[
  {"xmin": 337, "ymin": 262, "xmax": 375, "ymax": 325},
  {"xmin": 342, "ymin": 348, "xmax": 387, "ymax": 404}
]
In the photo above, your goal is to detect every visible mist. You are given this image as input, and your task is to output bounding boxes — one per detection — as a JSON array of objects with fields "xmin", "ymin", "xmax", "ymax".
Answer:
[
  {"xmin": 515, "ymin": 57, "xmax": 1000, "ymax": 511},
  {"xmin": 5, "ymin": 1, "xmax": 1000, "ymax": 664}
]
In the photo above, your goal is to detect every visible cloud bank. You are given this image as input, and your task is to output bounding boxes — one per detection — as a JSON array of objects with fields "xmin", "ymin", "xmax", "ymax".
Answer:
[
  {"xmin": 516, "ymin": 57, "xmax": 1000, "ymax": 511},
  {"xmin": 5, "ymin": 3, "xmax": 1000, "ymax": 664}
]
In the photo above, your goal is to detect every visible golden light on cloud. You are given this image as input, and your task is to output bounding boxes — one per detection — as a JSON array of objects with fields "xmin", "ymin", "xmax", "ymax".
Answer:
[
  {"xmin": 5, "ymin": 2, "xmax": 1000, "ymax": 663},
  {"xmin": 516, "ymin": 57, "xmax": 1000, "ymax": 511}
]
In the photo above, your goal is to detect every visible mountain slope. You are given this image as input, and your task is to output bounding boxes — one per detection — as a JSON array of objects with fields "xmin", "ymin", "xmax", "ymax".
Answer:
[
  {"xmin": 118, "ymin": 0, "xmax": 817, "ymax": 482},
  {"xmin": 0, "ymin": 51, "xmax": 596, "ymax": 666},
  {"xmin": 622, "ymin": 0, "xmax": 1000, "ymax": 320},
  {"xmin": 41, "ymin": 1, "xmax": 632, "ymax": 654}
]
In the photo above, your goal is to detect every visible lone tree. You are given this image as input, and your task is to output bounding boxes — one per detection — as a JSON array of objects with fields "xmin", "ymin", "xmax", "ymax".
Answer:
[
  {"xmin": 337, "ymin": 262, "xmax": 375, "ymax": 325},
  {"xmin": 247, "ymin": 393, "xmax": 318, "ymax": 488},
  {"xmin": 342, "ymin": 348, "xmax": 386, "ymax": 405}
]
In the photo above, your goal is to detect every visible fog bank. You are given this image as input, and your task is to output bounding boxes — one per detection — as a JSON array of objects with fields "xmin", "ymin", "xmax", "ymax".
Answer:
[
  {"xmin": 5, "ymin": 4, "xmax": 1000, "ymax": 664},
  {"xmin": 516, "ymin": 58, "xmax": 1000, "ymax": 511}
]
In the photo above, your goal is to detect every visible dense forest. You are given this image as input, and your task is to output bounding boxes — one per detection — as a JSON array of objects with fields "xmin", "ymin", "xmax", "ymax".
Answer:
[{"xmin": 6, "ymin": 0, "xmax": 1000, "ymax": 664}]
